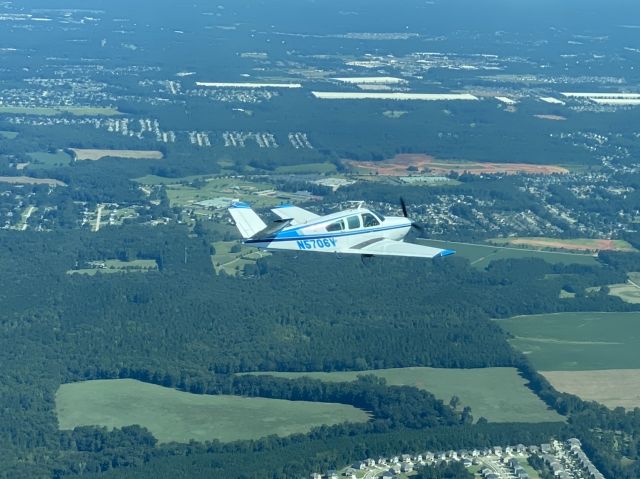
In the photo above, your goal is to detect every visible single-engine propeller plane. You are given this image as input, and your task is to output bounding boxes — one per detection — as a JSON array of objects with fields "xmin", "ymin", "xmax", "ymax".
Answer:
[{"xmin": 228, "ymin": 199, "xmax": 455, "ymax": 259}]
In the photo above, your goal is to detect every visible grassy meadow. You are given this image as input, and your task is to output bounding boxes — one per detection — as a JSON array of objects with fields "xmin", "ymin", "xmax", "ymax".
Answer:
[
  {"xmin": 497, "ymin": 312, "xmax": 640, "ymax": 371},
  {"xmin": 417, "ymin": 239, "xmax": 599, "ymax": 269},
  {"xmin": 56, "ymin": 379, "xmax": 369, "ymax": 443},
  {"xmin": 246, "ymin": 367, "xmax": 563, "ymax": 423}
]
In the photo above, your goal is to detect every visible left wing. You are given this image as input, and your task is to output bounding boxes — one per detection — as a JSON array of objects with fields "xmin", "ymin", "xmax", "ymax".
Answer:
[
  {"xmin": 271, "ymin": 204, "xmax": 319, "ymax": 225},
  {"xmin": 341, "ymin": 238, "xmax": 455, "ymax": 259}
]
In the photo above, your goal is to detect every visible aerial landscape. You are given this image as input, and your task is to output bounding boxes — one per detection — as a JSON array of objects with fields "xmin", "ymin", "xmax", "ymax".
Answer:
[{"xmin": 1, "ymin": 0, "xmax": 640, "ymax": 478}]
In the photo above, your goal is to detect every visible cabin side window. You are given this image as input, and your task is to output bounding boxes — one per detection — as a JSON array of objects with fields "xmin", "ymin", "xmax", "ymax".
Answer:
[
  {"xmin": 326, "ymin": 219, "xmax": 345, "ymax": 232},
  {"xmin": 361, "ymin": 213, "xmax": 380, "ymax": 228},
  {"xmin": 346, "ymin": 215, "xmax": 361, "ymax": 230}
]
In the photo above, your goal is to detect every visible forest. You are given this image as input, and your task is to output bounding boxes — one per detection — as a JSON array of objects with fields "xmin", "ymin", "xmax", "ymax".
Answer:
[{"xmin": 0, "ymin": 222, "xmax": 639, "ymax": 477}]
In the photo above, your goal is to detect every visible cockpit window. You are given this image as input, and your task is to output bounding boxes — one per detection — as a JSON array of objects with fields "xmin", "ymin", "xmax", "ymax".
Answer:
[
  {"xmin": 371, "ymin": 210, "xmax": 385, "ymax": 222},
  {"xmin": 362, "ymin": 213, "xmax": 380, "ymax": 228},
  {"xmin": 346, "ymin": 215, "xmax": 361, "ymax": 230},
  {"xmin": 326, "ymin": 219, "xmax": 345, "ymax": 232}
]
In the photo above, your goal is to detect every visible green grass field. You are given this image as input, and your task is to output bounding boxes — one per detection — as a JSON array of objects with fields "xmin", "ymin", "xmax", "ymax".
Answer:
[
  {"xmin": 67, "ymin": 259, "xmax": 158, "ymax": 276},
  {"xmin": 0, "ymin": 106, "xmax": 121, "ymax": 116},
  {"xmin": 274, "ymin": 162, "xmax": 337, "ymax": 174},
  {"xmin": 417, "ymin": 239, "xmax": 599, "ymax": 269},
  {"xmin": 212, "ymin": 241, "xmax": 269, "ymax": 276},
  {"xmin": 27, "ymin": 151, "xmax": 72, "ymax": 169},
  {"xmin": 56, "ymin": 379, "xmax": 369, "ymax": 443},
  {"xmin": 497, "ymin": 312, "xmax": 640, "ymax": 371},
  {"xmin": 0, "ymin": 130, "xmax": 18, "ymax": 139},
  {"xmin": 490, "ymin": 237, "xmax": 636, "ymax": 252},
  {"xmin": 246, "ymin": 367, "xmax": 563, "ymax": 423}
]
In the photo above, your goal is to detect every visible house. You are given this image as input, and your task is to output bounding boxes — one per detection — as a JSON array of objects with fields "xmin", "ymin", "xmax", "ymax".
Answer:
[
  {"xmin": 463, "ymin": 459, "xmax": 472, "ymax": 467},
  {"xmin": 309, "ymin": 473, "xmax": 322, "ymax": 479},
  {"xmin": 325, "ymin": 471, "xmax": 338, "ymax": 479},
  {"xmin": 471, "ymin": 449, "xmax": 480, "ymax": 457},
  {"xmin": 365, "ymin": 458, "xmax": 376, "ymax": 467},
  {"xmin": 540, "ymin": 444, "xmax": 552, "ymax": 454},
  {"xmin": 493, "ymin": 446, "xmax": 503, "ymax": 456},
  {"xmin": 516, "ymin": 444, "xmax": 526, "ymax": 454},
  {"xmin": 508, "ymin": 458, "xmax": 520, "ymax": 468},
  {"xmin": 567, "ymin": 438, "xmax": 581, "ymax": 448},
  {"xmin": 400, "ymin": 463, "xmax": 413, "ymax": 473},
  {"xmin": 504, "ymin": 446, "xmax": 514, "ymax": 455},
  {"xmin": 379, "ymin": 471, "xmax": 395, "ymax": 479},
  {"xmin": 528, "ymin": 445, "xmax": 539, "ymax": 454},
  {"xmin": 352, "ymin": 462, "xmax": 366, "ymax": 470}
]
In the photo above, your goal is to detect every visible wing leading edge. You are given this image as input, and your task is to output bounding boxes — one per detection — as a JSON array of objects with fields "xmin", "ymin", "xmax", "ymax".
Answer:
[{"xmin": 342, "ymin": 238, "xmax": 455, "ymax": 259}]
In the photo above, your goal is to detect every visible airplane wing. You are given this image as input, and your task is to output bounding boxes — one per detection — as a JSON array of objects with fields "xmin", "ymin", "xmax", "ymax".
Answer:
[
  {"xmin": 341, "ymin": 238, "xmax": 455, "ymax": 259},
  {"xmin": 271, "ymin": 204, "xmax": 319, "ymax": 225}
]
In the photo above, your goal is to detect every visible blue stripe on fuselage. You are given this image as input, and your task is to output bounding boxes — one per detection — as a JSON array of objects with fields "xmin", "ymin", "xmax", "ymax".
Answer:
[{"xmin": 245, "ymin": 223, "xmax": 409, "ymax": 244}]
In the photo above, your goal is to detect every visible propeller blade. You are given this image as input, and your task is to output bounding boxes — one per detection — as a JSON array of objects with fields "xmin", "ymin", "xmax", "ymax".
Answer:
[{"xmin": 400, "ymin": 197, "xmax": 408, "ymax": 217}]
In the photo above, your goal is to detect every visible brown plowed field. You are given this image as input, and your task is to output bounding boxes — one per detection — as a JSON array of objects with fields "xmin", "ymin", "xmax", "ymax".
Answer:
[{"xmin": 345, "ymin": 154, "xmax": 568, "ymax": 176}]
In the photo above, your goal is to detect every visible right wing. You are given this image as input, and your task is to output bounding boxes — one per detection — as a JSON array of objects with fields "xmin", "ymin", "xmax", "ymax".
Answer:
[
  {"xmin": 271, "ymin": 204, "xmax": 319, "ymax": 225},
  {"xmin": 341, "ymin": 238, "xmax": 455, "ymax": 259}
]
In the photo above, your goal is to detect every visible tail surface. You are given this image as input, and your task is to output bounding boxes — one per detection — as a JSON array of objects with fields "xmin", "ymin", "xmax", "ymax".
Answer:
[{"xmin": 228, "ymin": 202, "xmax": 267, "ymax": 239}]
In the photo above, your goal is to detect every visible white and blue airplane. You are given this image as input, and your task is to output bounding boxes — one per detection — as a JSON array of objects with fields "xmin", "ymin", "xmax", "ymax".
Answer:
[{"xmin": 228, "ymin": 200, "xmax": 455, "ymax": 259}]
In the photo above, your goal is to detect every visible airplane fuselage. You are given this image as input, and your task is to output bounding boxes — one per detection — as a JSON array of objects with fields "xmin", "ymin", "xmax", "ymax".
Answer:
[{"xmin": 245, "ymin": 209, "xmax": 411, "ymax": 253}]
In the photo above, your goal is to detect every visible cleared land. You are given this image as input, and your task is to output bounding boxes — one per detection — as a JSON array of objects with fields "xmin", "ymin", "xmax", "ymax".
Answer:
[
  {"xmin": 497, "ymin": 312, "xmax": 640, "ymax": 371},
  {"xmin": 196, "ymin": 82, "xmax": 301, "ymax": 88},
  {"xmin": 608, "ymin": 279, "xmax": 640, "ymax": 304},
  {"xmin": 67, "ymin": 259, "xmax": 158, "ymax": 276},
  {"xmin": 312, "ymin": 92, "xmax": 478, "ymax": 101},
  {"xmin": 246, "ymin": 367, "xmax": 563, "ymax": 423},
  {"xmin": 212, "ymin": 241, "xmax": 269, "ymax": 276},
  {"xmin": 55, "ymin": 379, "xmax": 369, "ymax": 443},
  {"xmin": 70, "ymin": 148, "xmax": 163, "ymax": 161},
  {"xmin": 0, "ymin": 106, "xmax": 120, "ymax": 116},
  {"xmin": 543, "ymin": 370, "xmax": 640, "ymax": 410},
  {"xmin": 28, "ymin": 150, "xmax": 72, "ymax": 168},
  {"xmin": 0, "ymin": 130, "xmax": 18, "ymax": 139},
  {"xmin": 345, "ymin": 154, "xmax": 569, "ymax": 176},
  {"xmin": 0, "ymin": 176, "xmax": 66, "ymax": 186},
  {"xmin": 491, "ymin": 237, "xmax": 636, "ymax": 252},
  {"xmin": 417, "ymin": 239, "xmax": 599, "ymax": 269}
]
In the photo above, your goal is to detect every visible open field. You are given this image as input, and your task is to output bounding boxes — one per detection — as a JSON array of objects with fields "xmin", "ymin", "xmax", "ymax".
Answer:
[
  {"xmin": 0, "ymin": 106, "xmax": 121, "ymax": 116},
  {"xmin": 0, "ymin": 175, "xmax": 66, "ymax": 186},
  {"xmin": 212, "ymin": 241, "xmax": 269, "ymax": 276},
  {"xmin": 608, "ymin": 280, "xmax": 640, "ymax": 304},
  {"xmin": 28, "ymin": 150, "xmax": 72, "ymax": 168},
  {"xmin": 163, "ymin": 177, "xmax": 287, "ymax": 209},
  {"xmin": 274, "ymin": 162, "xmax": 337, "ymax": 174},
  {"xmin": 70, "ymin": 148, "xmax": 164, "ymax": 161},
  {"xmin": 246, "ymin": 367, "xmax": 563, "ymax": 423},
  {"xmin": 417, "ymin": 239, "xmax": 599, "ymax": 269},
  {"xmin": 67, "ymin": 259, "xmax": 158, "ymax": 276},
  {"xmin": 55, "ymin": 379, "xmax": 369, "ymax": 443},
  {"xmin": 0, "ymin": 130, "xmax": 17, "ymax": 139},
  {"xmin": 497, "ymin": 312, "xmax": 640, "ymax": 371},
  {"xmin": 196, "ymin": 82, "xmax": 301, "ymax": 88},
  {"xmin": 344, "ymin": 154, "xmax": 569, "ymax": 176},
  {"xmin": 490, "ymin": 237, "xmax": 636, "ymax": 252},
  {"xmin": 312, "ymin": 92, "xmax": 479, "ymax": 101},
  {"xmin": 543, "ymin": 370, "xmax": 640, "ymax": 410}
]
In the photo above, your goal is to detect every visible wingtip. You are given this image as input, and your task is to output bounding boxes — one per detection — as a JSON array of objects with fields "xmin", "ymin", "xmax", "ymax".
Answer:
[
  {"xmin": 230, "ymin": 201, "xmax": 251, "ymax": 209},
  {"xmin": 439, "ymin": 249, "xmax": 456, "ymax": 257}
]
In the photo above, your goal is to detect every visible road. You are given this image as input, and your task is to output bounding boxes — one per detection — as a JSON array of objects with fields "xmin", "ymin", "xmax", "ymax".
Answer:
[
  {"xmin": 94, "ymin": 205, "xmax": 104, "ymax": 232},
  {"xmin": 21, "ymin": 206, "xmax": 35, "ymax": 231}
]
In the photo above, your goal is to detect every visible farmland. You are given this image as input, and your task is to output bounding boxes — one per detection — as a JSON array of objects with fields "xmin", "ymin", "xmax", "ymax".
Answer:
[
  {"xmin": 416, "ymin": 239, "xmax": 599, "ymax": 269},
  {"xmin": 67, "ymin": 259, "xmax": 158, "ymax": 276},
  {"xmin": 28, "ymin": 150, "xmax": 72, "ymax": 169},
  {"xmin": 56, "ymin": 379, "xmax": 369, "ymax": 443},
  {"xmin": 245, "ymin": 367, "xmax": 563, "ymax": 423},
  {"xmin": 0, "ymin": 175, "xmax": 66, "ymax": 186},
  {"xmin": 345, "ymin": 154, "xmax": 569, "ymax": 176},
  {"xmin": 70, "ymin": 148, "xmax": 164, "ymax": 161},
  {"xmin": 497, "ymin": 312, "xmax": 640, "ymax": 371},
  {"xmin": 212, "ymin": 241, "xmax": 269, "ymax": 276},
  {"xmin": 490, "ymin": 237, "xmax": 637, "ymax": 253},
  {"xmin": 0, "ymin": 106, "xmax": 120, "ymax": 116},
  {"xmin": 0, "ymin": 130, "xmax": 17, "ymax": 139},
  {"xmin": 543, "ymin": 370, "xmax": 640, "ymax": 410}
]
